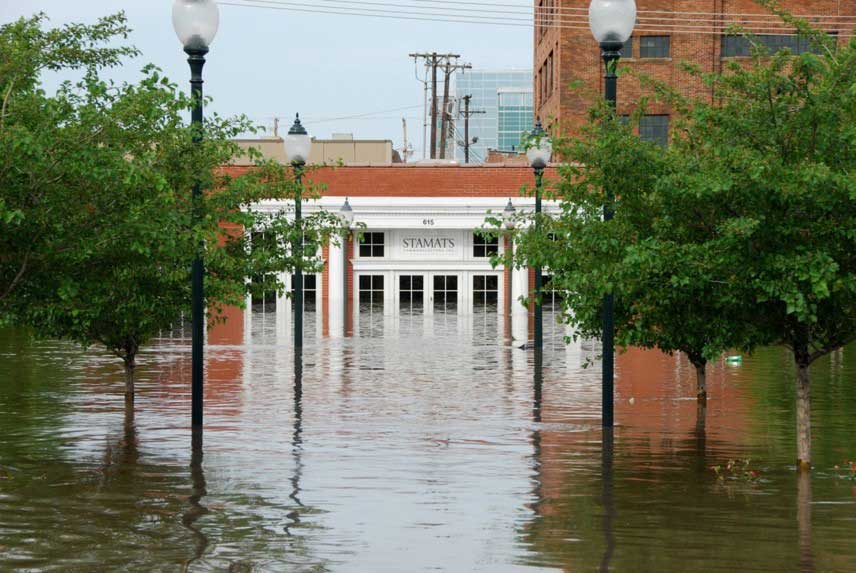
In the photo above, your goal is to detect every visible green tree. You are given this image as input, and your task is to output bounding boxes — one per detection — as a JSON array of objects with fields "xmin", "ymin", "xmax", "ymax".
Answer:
[
  {"xmin": 504, "ymin": 6, "xmax": 856, "ymax": 468},
  {"xmin": 0, "ymin": 14, "xmax": 346, "ymax": 394}
]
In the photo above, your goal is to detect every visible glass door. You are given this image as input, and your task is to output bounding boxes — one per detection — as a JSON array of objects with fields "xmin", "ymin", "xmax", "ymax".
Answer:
[
  {"xmin": 431, "ymin": 274, "xmax": 460, "ymax": 316},
  {"xmin": 397, "ymin": 274, "xmax": 425, "ymax": 316}
]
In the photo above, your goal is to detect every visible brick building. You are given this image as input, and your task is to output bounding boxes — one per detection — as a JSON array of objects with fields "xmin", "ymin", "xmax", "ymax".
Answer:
[
  {"xmin": 222, "ymin": 163, "xmax": 558, "ymax": 343},
  {"xmin": 534, "ymin": 0, "xmax": 856, "ymax": 143}
]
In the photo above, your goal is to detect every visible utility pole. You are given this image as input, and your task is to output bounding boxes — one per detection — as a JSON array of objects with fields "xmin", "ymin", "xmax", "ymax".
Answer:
[
  {"xmin": 439, "ymin": 58, "xmax": 471, "ymax": 159},
  {"xmin": 402, "ymin": 117, "xmax": 409, "ymax": 163},
  {"xmin": 410, "ymin": 52, "xmax": 467, "ymax": 159},
  {"xmin": 461, "ymin": 94, "xmax": 485, "ymax": 164}
]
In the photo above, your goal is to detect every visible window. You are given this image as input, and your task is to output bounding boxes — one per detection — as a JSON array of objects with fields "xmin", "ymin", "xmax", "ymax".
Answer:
[
  {"xmin": 358, "ymin": 275, "xmax": 384, "ymax": 309},
  {"xmin": 359, "ymin": 232, "xmax": 385, "ymax": 257},
  {"xmin": 547, "ymin": 51, "xmax": 554, "ymax": 99},
  {"xmin": 620, "ymin": 37, "xmax": 633, "ymax": 59},
  {"xmin": 721, "ymin": 34, "xmax": 830, "ymax": 58},
  {"xmin": 640, "ymin": 115, "xmax": 669, "ymax": 147},
  {"xmin": 251, "ymin": 231, "xmax": 277, "ymax": 309},
  {"xmin": 541, "ymin": 274, "xmax": 564, "ymax": 310},
  {"xmin": 640, "ymin": 36, "xmax": 670, "ymax": 58},
  {"xmin": 473, "ymin": 232, "xmax": 499, "ymax": 258},
  {"xmin": 473, "ymin": 275, "xmax": 499, "ymax": 311},
  {"xmin": 290, "ymin": 274, "xmax": 318, "ymax": 311},
  {"xmin": 399, "ymin": 275, "xmax": 424, "ymax": 315},
  {"xmin": 433, "ymin": 275, "xmax": 458, "ymax": 314}
]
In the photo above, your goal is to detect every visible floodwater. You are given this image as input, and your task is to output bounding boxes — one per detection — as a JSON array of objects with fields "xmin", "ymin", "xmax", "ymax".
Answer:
[{"xmin": 1, "ymin": 310, "xmax": 855, "ymax": 572}]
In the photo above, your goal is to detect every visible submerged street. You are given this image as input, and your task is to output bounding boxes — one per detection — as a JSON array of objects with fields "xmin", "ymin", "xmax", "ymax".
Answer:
[{"xmin": 1, "ymin": 313, "xmax": 854, "ymax": 572}]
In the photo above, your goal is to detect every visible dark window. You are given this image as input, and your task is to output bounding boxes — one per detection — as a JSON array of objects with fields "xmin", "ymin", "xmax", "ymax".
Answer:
[
  {"xmin": 473, "ymin": 232, "xmax": 499, "ymax": 258},
  {"xmin": 473, "ymin": 275, "xmax": 500, "ymax": 311},
  {"xmin": 251, "ymin": 231, "xmax": 277, "ymax": 308},
  {"xmin": 640, "ymin": 36, "xmax": 670, "ymax": 58},
  {"xmin": 359, "ymin": 232, "xmax": 385, "ymax": 258},
  {"xmin": 640, "ymin": 115, "xmax": 669, "ymax": 147},
  {"xmin": 721, "ymin": 34, "xmax": 830, "ymax": 58},
  {"xmin": 358, "ymin": 275, "xmax": 384, "ymax": 309},
  {"xmin": 290, "ymin": 274, "xmax": 318, "ymax": 311},
  {"xmin": 399, "ymin": 275, "xmax": 424, "ymax": 315},
  {"xmin": 433, "ymin": 275, "xmax": 458, "ymax": 314},
  {"xmin": 541, "ymin": 274, "xmax": 564, "ymax": 310},
  {"xmin": 620, "ymin": 37, "xmax": 633, "ymax": 59}
]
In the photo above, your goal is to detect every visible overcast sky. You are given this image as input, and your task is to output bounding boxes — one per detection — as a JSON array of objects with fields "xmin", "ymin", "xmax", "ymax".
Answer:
[{"xmin": 0, "ymin": 0, "xmax": 533, "ymax": 158}]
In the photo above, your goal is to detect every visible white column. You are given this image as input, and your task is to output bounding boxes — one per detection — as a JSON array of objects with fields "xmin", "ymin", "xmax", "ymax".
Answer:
[
  {"xmin": 243, "ymin": 290, "xmax": 253, "ymax": 345},
  {"xmin": 276, "ymin": 271, "xmax": 291, "ymax": 341},
  {"xmin": 328, "ymin": 239, "xmax": 345, "ymax": 338},
  {"xmin": 511, "ymin": 241, "xmax": 529, "ymax": 345}
]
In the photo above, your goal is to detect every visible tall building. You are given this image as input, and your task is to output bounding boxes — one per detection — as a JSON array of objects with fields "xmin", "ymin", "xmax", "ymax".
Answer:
[
  {"xmin": 534, "ymin": 0, "xmax": 856, "ymax": 144},
  {"xmin": 453, "ymin": 70, "xmax": 533, "ymax": 163}
]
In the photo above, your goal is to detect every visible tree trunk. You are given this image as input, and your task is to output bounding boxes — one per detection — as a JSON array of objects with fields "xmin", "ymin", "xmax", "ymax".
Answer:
[
  {"xmin": 123, "ymin": 356, "xmax": 136, "ymax": 398},
  {"xmin": 796, "ymin": 360, "xmax": 812, "ymax": 471},
  {"xmin": 690, "ymin": 357, "xmax": 707, "ymax": 402}
]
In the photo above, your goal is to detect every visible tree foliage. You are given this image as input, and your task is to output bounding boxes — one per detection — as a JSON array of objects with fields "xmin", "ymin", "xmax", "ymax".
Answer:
[
  {"xmin": 503, "ymin": 7, "xmax": 856, "ymax": 466},
  {"xmin": 0, "ymin": 14, "xmax": 346, "ymax": 390}
]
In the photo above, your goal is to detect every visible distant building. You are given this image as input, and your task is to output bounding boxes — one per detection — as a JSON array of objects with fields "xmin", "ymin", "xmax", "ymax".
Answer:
[
  {"xmin": 453, "ymin": 70, "xmax": 533, "ymax": 164},
  {"xmin": 234, "ymin": 133, "xmax": 397, "ymax": 165},
  {"xmin": 534, "ymin": 0, "xmax": 856, "ymax": 145}
]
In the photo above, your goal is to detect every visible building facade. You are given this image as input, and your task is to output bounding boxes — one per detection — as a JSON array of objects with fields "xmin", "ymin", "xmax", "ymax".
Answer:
[
  {"xmin": 224, "ymin": 164, "xmax": 558, "ymax": 343},
  {"xmin": 534, "ymin": 0, "xmax": 856, "ymax": 142},
  {"xmin": 453, "ymin": 70, "xmax": 534, "ymax": 163}
]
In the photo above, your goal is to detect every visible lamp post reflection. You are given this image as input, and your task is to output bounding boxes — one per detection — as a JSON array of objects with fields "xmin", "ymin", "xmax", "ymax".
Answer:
[
  {"xmin": 530, "ymin": 355, "xmax": 544, "ymax": 517},
  {"xmin": 285, "ymin": 356, "xmax": 305, "ymax": 536},
  {"xmin": 181, "ymin": 428, "xmax": 209, "ymax": 572},
  {"xmin": 600, "ymin": 428, "xmax": 616, "ymax": 573}
]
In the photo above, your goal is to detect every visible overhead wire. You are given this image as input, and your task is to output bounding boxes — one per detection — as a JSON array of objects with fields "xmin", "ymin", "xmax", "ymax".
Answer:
[{"xmin": 222, "ymin": 0, "xmax": 856, "ymax": 35}]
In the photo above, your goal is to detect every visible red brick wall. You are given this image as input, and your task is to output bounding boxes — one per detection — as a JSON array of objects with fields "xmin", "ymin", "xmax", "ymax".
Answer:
[
  {"xmin": 221, "ymin": 165, "xmax": 557, "ymax": 198},
  {"xmin": 536, "ymin": 0, "xmax": 856, "ymax": 138}
]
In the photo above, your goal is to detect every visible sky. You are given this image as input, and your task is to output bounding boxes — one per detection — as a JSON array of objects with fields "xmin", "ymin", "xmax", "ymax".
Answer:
[{"xmin": 0, "ymin": 0, "xmax": 533, "ymax": 158}]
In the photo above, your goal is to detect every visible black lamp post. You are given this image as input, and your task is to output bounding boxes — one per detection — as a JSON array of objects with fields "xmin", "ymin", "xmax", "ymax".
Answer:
[
  {"xmin": 173, "ymin": 0, "xmax": 220, "ymax": 429},
  {"xmin": 340, "ymin": 198, "xmax": 355, "ymax": 331},
  {"xmin": 503, "ymin": 198, "xmax": 517, "ymax": 328},
  {"xmin": 526, "ymin": 120, "xmax": 552, "ymax": 354},
  {"xmin": 589, "ymin": 0, "xmax": 636, "ymax": 428},
  {"xmin": 284, "ymin": 114, "xmax": 312, "ymax": 351}
]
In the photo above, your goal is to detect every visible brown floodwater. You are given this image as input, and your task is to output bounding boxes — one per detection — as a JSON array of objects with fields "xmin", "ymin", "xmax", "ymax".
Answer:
[{"xmin": 0, "ymin": 311, "xmax": 854, "ymax": 572}]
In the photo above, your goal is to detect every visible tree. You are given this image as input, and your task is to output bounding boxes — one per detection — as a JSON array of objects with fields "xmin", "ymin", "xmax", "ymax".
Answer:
[
  {"xmin": 0, "ymin": 14, "xmax": 346, "ymax": 395},
  {"xmin": 674, "ymin": 12, "xmax": 856, "ymax": 468},
  {"xmin": 503, "ymin": 105, "xmax": 763, "ymax": 402},
  {"xmin": 504, "ymin": 4, "xmax": 856, "ymax": 468}
]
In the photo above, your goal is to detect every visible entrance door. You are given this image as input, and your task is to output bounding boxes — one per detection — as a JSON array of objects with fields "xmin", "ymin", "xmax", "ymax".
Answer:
[
  {"xmin": 431, "ymin": 274, "xmax": 460, "ymax": 316},
  {"xmin": 397, "ymin": 274, "xmax": 426, "ymax": 316}
]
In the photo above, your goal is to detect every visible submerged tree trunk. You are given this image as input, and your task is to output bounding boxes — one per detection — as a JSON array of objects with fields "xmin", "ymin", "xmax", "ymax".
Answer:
[
  {"xmin": 689, "ymin": 355, "xmax": 708, "ymax": 402},
  {"xmin": 796, "ymin": 359, "xmax": 812, "ymax": 471},
  {"xmin": 123, "ymin": 355, "xmax": 136, "ymax": 398}
]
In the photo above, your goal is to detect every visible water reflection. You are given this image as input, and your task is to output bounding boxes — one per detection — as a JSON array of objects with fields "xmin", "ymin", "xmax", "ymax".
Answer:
[
  {"xmin": 285, "ymin": 357, "xmax": 305, "ymax": 536},
  {"xmin": 1, "ymin": 320, "xmax": 855, "ymax": 572},
  {"xmin": 600, "ymin": 429, "xmax": 615, "ymax": 573},
  {"xmin": 182, "ymin": 429, "xmax": 209, "ymax": 572}
]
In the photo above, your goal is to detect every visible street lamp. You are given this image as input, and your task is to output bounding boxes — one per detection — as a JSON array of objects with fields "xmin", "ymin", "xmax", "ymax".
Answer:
[
  {"xmin": 173, "ymin": 0, "xmax": 220, "ymax": 429},
  {"xmin": 503, "ymin": 198, "xmax": 516, "ymax": 230},
  {"xmin": 526, "ymin": 120, "xmax": 552, "ymax": 355},
  {"xmin": 589, "ymin": 0, "xmax": 636, "ymax": 428},
  {"xmin": 284, "ymin": 114, "xmax": 312, "ymax": 350}
]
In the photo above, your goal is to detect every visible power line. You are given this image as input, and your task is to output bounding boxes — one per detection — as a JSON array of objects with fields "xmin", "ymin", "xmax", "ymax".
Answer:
[{"xmin": 222, "ymin": 1, "xmax": 856, "ymax": 35}]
